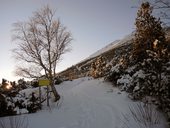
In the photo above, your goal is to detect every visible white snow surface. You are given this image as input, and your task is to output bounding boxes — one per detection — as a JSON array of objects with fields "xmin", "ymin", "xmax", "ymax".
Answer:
[
  {"xmin": 0, "ymin": 77, "xmax": 168, "ymax": 128},
  {"xmin": 86, "ymin": 33, "xmax": 133, "ymax": 60}
]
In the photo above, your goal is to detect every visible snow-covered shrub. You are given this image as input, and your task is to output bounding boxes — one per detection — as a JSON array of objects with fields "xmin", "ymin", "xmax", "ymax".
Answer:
[
  {"xmin": 117, "ymin": 74, "xmax": 132, "ymax": 91},
  {"xmin": 18, "ymin": 79, "xmax": 28, "ymax": 90},
  {"xmin": 130, "ymin": 69, "xmax": 149, "ymax": 99},
  {"xmin": 105, "ymin": 64, "xmax": 124, "ymax": 85},
  {"xmin": 0, "ymin": 87, "xmax": 48, "ymax": 116},
  {"xmin": 90, "ymin": 56, "xmax": 108, "ymax": 78},
  {"xmin": 119, "ymin": 59, "xmax": 170, "ymax": 121},
  {"xmin": 0, "ymin": 94, "xmax": 8, "ymax": 117},
  {"xmin": 25, "ymin": 92, "xmax": 40, "ymax": 113},
  {"xmin": 0, "ymin": 97, "xmax": 17, "ymax": 116},
  {"xmin": 31, "ymin": 80, "xmax": 39, "ymax": 88},
  {"xmin": 54, "ymin": 77, "xmax": 63, "ymax": 85},
  {"xmin": 111, "ymin": 64, "xmax": 150, "ymax": 100},
  {"xmin": 16, "ymin": 88, "xmax": 47, "ymax": 113},
  {"xmin": 0, "ymin": 88, "xmax": 20, "ymax": 116}
]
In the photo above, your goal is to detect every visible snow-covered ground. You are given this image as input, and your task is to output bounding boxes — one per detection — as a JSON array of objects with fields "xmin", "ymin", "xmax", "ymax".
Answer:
[{"xmin": 0, "ymin": 77, "xmax": 168, "ymax": 128}]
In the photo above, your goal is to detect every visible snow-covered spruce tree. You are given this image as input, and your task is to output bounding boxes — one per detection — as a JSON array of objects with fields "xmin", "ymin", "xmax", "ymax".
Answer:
[{"xmin": 132, "ymin": 2, "xmax": 170, "ymax": 113}]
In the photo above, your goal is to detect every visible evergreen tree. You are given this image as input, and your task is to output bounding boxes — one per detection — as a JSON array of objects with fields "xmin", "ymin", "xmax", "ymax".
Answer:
[
  {"xmin": 131, "ymin": 2, "xmax": 170, "ymax": 115},
  {"xmin": 133, "ymin": 2, "xmax": 166, "ymax": 62},
  {"xmin": 90, "ymin": 56, "xmax": 107, "ymax": 78}
]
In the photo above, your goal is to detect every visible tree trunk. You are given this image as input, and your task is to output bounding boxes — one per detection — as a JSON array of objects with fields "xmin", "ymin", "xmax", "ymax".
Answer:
[{"xmin": 50, "ymin": 79, "xmax": 60, "ymax": 102}]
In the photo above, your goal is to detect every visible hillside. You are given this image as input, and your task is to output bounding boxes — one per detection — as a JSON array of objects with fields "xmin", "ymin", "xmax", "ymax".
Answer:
[
  {"xmin": 58, "ymin": 33, "xmax": 134, "ymax": 80},
  {"xmin": 58, "ymin": 27, "xmax": 170, "ymax": 80},
  {"xmin": 87, "ymin": 33, "xmax": 133, "ymax": 60}
]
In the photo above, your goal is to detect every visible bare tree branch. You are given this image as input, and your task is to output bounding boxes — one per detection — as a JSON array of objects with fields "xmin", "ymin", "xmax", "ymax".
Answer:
[
  {"xmin": 149, "ymin": 0, "xmax": 170, "ymax": 25},
  {"xmin": 133, "ymin": 1, "xmax": 170, "ymax": 25}
]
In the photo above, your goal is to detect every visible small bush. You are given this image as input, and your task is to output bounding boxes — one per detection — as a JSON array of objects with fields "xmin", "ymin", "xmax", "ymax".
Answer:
[
  {"xmin": 54, "ymin": 78, "xmax": 63, "ymax": 85},
  {"xmin": 31, "ymin": 81, "xmax": 39, "ymax": 88}
]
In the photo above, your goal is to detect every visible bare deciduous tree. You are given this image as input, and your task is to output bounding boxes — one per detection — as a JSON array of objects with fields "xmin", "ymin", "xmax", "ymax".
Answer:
[{"xmin": 12, "ymin": 5, "xmax": 73, "ymax": 101}]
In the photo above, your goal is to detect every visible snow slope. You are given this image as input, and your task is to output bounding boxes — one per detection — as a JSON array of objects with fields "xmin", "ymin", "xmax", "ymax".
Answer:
[
  {"xmin": 86, "ymin": 33, "xmax": 133, "ymax": 60},
  {"xmin": 0, "ymin": 77, "xmax": 168, "ymax": 128}
]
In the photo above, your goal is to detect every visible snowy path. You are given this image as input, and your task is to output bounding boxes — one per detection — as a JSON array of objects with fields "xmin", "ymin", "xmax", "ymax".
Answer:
[
  {"xmin": 9, "ymin": 77, "xmax": 167, "ymax": 128},
  {"xmin": 75, "ymin": 92, "xmax": 120, "ymax": 128},
  {"xmin": 67, "ymin": 82, "xmax": 121, "ymax": 128}
]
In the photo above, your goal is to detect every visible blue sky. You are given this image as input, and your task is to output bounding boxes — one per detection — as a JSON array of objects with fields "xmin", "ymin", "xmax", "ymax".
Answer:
[{"xmin": 0, "ymin": 0, "xmax": 139, "ymax": 81}]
